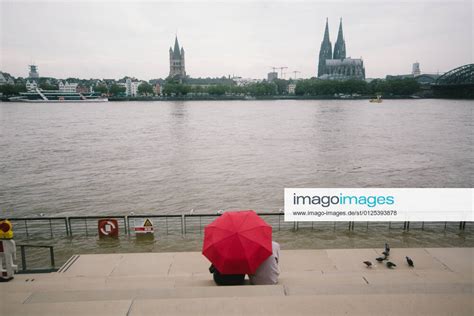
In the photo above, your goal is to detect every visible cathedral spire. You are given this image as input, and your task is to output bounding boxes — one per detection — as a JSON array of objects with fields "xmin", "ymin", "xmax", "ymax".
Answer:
[
  {"xmin": 333, "ymin": 18, "xmax": 346, "ymax": 59},
  {"xmin": 318, "ymin": 18, "xmax": 333, "ymax": 77},
  {"xmin": 173, "ymin": 36, "xmax": 181, "ymax": 59},
  {"xmin": 323, "ymin": 18, "xmax": 330, "ymax": 42}
]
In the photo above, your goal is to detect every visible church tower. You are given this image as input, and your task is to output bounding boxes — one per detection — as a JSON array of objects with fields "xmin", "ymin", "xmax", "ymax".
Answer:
[
  {"xmin": 318, "ymin": 18, "xmax": 333, "ymax": 77},
  {"xmin": 169, "ymin": 36, "xmax": 186, "ymax": 80},
  {"xmin": 333, "ymin": 18, "xmax": 346, "ymax": 60}
]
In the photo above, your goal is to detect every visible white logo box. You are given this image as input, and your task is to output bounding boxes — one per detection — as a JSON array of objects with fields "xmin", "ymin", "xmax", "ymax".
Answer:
[{"xmin": 284, "ymin": 188, "xmax": 473, "ymax": 222}]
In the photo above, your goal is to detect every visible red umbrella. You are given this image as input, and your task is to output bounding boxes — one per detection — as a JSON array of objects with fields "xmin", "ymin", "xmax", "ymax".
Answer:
[{"xmin": 202, "ymin": 210, "xmax": 272, "ymax": 274}]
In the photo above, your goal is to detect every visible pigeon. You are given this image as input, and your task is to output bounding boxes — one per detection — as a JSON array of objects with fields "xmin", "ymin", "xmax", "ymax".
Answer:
[
  {"xmin": 363, "ymin": 261, "xmax": 372, "ymax": 268},
  {"xmin": 386, "ymin": 261, "xmax": 397, "ymax": 269},
  {"xmin": 217, "ymin": 210, "xmax": 223, "ymax": 215},
  {"xmin": 385, "ymin": 243, "xmax": 390, "ymax": 253},
  {"xmin": 406, "ymin": 256, "xmax": 414, "ymax": 267},
  {"xmin": 382, "ymin": 251, "xmax": 390, "ymax": 257},
  {"xmin": 376, "ymin": 257, "xmax": 386, "ymax": 262}
]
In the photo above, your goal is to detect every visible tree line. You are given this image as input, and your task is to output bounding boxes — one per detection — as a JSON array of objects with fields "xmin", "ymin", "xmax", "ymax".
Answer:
[
  {"xmin": 295, "ymin": 78, "xmax": 420, "ymax": 96},
  {"xmin": 161, "ymin": 78, "xmax": 420, "ymax": 97},
  {"xmin": 1, "ymin": 77, "xmax": 421, "ymax": 97},
  {"xmin": 162, "ymin": 81, "xmax": 278, "ymax": 96}
]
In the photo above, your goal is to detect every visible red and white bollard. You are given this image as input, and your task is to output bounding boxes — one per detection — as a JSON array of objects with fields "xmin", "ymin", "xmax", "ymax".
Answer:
[{"xmin": 0, "ymin": 220, "xmax": 17, "ymax": 282}]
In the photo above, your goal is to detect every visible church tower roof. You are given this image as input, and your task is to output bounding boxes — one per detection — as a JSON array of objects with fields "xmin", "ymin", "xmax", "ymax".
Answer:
[
  {"xmin": 318, "ymin": 18, "xmax": 333, "ymax": 77},
  {"xmin": 172, "ymin": 36, "xmax": 182, "ymax": 59},
  {"xmin": 323, "ymin": 18, "xmax": 331, "ymax": 43},
  {"xmin": 333, "ymin": 18, "xmax": 346, "ymax": 59}
]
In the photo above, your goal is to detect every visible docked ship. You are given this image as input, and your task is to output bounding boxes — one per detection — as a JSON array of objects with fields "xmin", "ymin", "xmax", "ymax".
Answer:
[{"xmin": 10, "ymin": 88, "xmax": 108, "ymax": 103}]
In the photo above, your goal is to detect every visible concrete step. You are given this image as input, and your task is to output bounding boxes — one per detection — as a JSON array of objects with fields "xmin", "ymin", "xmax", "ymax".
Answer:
[
  {"xmin": 6, "ymin": 294, "xmax": 470, "ymax": 316},
  {"xmin": 59, "ymin": 252, "xmax": 206, "ymax": 277},
  {"xmin": 7, "ymin": 267, "xmax": 469, "ymax": 291},
  {"xmin": 1, "ymin": 249, "xmax": 472, "ymax": 315},
  {"xmin": 57, "ymin": 248, "xmax": 473, "ymax": 278},
  {"xmin": 127, "ymin": 294, "xmax": 474, "ymax": 316},
  {"xmin": 2, "ymin": 300, "xmax": 132, "ymax": 316},
  {"xmin": 23, "ymin": 285, "xmax": 285, "ymax": 304},
  {"xmin": 12, "ymin": 276, "xmax": 470, "ymax": 305}
]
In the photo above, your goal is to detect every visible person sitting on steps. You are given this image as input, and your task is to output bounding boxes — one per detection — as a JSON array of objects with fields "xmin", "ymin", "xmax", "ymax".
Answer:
[
  {"xmin": 209, "ymin": 264, "xmax": 245, "ymax": 286},
  {"xmin": 249, "ymin": 240, "xmax": 280, "ymax": 285}
]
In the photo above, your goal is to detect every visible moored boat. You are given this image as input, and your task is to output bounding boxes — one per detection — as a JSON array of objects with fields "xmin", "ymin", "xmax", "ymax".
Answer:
[{"xmin": 10, "ymin": 88, "xmax": 108, "ymax": 102}]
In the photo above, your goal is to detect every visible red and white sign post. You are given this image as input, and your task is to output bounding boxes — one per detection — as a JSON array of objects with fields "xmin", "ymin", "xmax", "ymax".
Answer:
[{"xmin": 134, "ymin": 218, "xmax": 154, "ymax": 235}]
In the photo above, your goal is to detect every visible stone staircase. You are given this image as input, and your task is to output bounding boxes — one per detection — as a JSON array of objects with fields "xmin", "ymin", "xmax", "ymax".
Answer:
[{"xmin": 1, "ymin": 248, "xmax": 472, "ymax": 315}]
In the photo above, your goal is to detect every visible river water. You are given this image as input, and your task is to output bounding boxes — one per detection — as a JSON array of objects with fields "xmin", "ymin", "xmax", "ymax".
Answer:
[{"xmin": 0, "ymin": 99, "xmax": 472, "ymax": 267}]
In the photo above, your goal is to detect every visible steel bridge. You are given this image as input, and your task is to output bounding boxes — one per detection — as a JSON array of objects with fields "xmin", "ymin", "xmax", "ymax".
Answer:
[
  {"xmin": 435, "ymin": 64, "xmax": 474, "ymax": 86},
  {"xmin": 433, "ymin": 64, "xmax": 474, "ymax": 98}
]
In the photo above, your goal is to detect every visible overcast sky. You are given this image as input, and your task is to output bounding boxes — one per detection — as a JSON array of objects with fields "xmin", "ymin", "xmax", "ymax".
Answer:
[{"xmin": 1, "ymin": 0, "xmax": 472, "ymax": 80}]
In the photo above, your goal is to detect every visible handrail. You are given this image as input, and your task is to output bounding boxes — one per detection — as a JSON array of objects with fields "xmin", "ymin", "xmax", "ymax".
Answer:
[
  {"xmin": 4, "ymin": 215, "xmax": 471, "ymax": 238},
  {"xmin": 17, "ymin": 244, "xmax": 57, "ymax": 274}
]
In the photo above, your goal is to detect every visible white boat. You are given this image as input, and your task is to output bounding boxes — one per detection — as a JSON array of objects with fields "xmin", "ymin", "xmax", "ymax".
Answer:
[
  {"xmin": 14, "ymin": 98, "xmax": 108, "ymax": 103},
  {"xmin": 11, "ymin": 88, "xmax": 108, "ymax": 103}
]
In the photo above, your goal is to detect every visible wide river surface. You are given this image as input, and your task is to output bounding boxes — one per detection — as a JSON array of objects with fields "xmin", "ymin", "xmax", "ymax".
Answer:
[{"xmin": 0, "ymin": 99, "xmax": 472, "ymax": 266}]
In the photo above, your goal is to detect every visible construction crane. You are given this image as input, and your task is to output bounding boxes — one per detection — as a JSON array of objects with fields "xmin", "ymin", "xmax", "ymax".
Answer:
[
  {"xmin": 269, "ymin": 66, "xmax": 278, "ymax": 73},
  {"xmin": 277, "ymin": 67, "xmax": 288, "ymax": 79},
  {"xmin": 292, "ymin": 70, "xmax": 301, "ymax": 80},
  {"xmin": 269, "ymin": 66, "xmax": 288, "ymax": 79}
]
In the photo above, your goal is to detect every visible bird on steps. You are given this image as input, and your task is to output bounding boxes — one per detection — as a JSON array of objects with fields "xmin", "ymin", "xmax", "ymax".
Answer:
[
  {"xmin": 406, "ymin": 256, "xmax": 414, "ymax": 267},
  {"xmin": 386, "ymin": 261, "xmax": 397, "ymax": 269},
  {"xmin": 363, "ymin": 261, "xmax": 372, "ymax": 268}
]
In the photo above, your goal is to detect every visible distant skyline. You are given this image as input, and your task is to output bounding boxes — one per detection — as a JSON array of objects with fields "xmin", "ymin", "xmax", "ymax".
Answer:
[{"xmin": 1, "ymin": 0, "xmax": 472, "ymax": 80}]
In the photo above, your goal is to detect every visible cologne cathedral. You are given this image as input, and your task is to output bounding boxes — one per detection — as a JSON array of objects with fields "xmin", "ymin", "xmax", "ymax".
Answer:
[{"xmin": 318, "ymin": 18, "xmax": 365, "ymax": 80}]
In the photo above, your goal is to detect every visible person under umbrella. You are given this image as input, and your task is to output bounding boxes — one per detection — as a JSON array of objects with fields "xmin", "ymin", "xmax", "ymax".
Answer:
[
  {"xmin": 208, "ymin": 264, "xmax": 245, "ymax": 286},
  {"xmin": 249, "ymin": 240, "xmax": 280, "ymax": 285},
  {"xmin": 202, "ymin": 210, "xmax": 273, "ymax": 285}
]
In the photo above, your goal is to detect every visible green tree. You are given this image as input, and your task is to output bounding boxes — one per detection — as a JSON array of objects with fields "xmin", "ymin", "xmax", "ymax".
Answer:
[
  {"xmin": 162, "ymin": 83, "xmax": 177, "ymax": 96},
  {"xmin": 39, "ymin": 82, "xmax": 57, "ymax": 90},
  {"xmin": 0, "ymin": 84, "xmax": 26, "ymax": 95},
  {"xmin": 0, "ymin": 84, "xmax": 16, "ymax": 95},
  {"xmin": 273, "ymin": 79, "xmax": 289, "ymax": 95},
  {"xmin": 162, "ymin": 83, "xmax": 190, "ymax": 96},
  {"xmin": 176, "ymin": 84, "xmax": 190, "ymax": 95},
  {"xmin": 295, "ymin": 79, "xmax": 369, "ymax": 96},
  {"xmin": 387, "ymin": 78, "xmax": 420, "ymax": 96},
  {"xmin": 15, "ymin": 84, "xmax": 27, "ymax": 94},
  {"xmin": 138, "ymin": 82, "xmax": 154, "ymax": 95},
  {"xmin": 368, "ymin": 79, "xmax": 389, "ymax": 95},
  {"xmin": 340, "ymin": 79, "xmax": 368, "ymax": 94},
  {"xmin": 230, "ymin": 85, "xmax": 245, "ymax": 95},
  {"xmin": 109, "ymin": 84, "xmax": 126, "ymax": 96},
  {"xmin": 190, "ymin": 85, "xmax": 204, "ymax": 94},
  {"xmin": 246, "ymin": 82, "xmax": 277, "ymax": 96},
  {"xmin": 207, "ymin": 84, "xmax": 227, "ymax": 96},
  {"xmin": 94, "ymin": 84, "xmax": 108, "ymax": 94}
]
